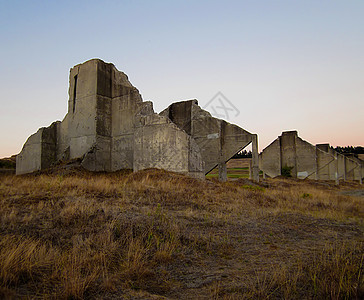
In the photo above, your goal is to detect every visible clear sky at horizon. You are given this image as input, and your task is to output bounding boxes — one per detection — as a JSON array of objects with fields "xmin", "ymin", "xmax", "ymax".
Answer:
[{"xmin": 0, "ymin": 0, "xmax": 363, "ymax": 158}]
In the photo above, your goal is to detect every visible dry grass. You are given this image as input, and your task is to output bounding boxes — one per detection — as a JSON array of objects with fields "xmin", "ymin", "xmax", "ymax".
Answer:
[{"xmin": 0, "ymin": 169, "xmax": 363, "ymax": 299}]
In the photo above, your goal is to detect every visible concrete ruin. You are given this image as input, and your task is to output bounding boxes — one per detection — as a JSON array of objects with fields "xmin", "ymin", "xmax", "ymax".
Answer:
[
  {"xmin": 259, "ymin": 131, "xmax": 363, "ymax": 183},
  {"xmin": 16, "ymin": 59, "xmax": 259, "ymax": 181}
]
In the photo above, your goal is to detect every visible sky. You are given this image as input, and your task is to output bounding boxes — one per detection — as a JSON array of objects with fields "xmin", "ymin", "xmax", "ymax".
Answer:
[{"xmin": 0, "ymin": 0, "xmax": 363, "ymax": 158}]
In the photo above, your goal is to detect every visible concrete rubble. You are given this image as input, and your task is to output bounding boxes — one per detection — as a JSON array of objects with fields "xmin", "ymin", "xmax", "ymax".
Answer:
[{"xmin": 16, "ymin": 59, "xmax": 259, "ymax": 181}]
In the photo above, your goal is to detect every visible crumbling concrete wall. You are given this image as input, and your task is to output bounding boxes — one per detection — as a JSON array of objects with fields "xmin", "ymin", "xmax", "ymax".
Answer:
[
  {"xmin": 259, "ymin": 131, "xmax": 363, "ymax": 183},
  {"xmin": 66, "ymin": 59, "xmax": 147, "ymax": 172},
  {"xmin": 16, "ymin": 129, "xmax": 44, "ymax": 174},
  {"xmin": 160, "ymin": 100, "xmax": 259, "ymax": 181},
  {"xmin": 16, "ymin": 122, "xmax": 59, "ymax": 175},
  {"xmin": 17, "ymin": 59, "xmax": 253, "ymax": 180},
  {"xmin": 17, "ymin": 59, "xmax": 145, "ymax": 175},
  {"xmin": 17, "ymin": 59, "xmax": 154, "ymax": 175}
]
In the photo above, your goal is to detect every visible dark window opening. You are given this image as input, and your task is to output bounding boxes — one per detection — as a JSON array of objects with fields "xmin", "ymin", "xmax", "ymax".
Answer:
[{"xmin": 73, "ymin": 75, "xmax": 78, "ymax": 113}]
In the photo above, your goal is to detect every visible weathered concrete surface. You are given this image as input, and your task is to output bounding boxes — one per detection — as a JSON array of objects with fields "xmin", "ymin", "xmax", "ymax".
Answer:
[
  {"xmin": 17, "ymin": 59, "xmax": 253, "ymax": 180},
  {"xmin": 134, "ymin": 112, "xmax": 204, "ymax": 178},
  {"xmin": 16, "ymin": 122, "xmax": 59, "ymax": 175},
  {"xmin": 160, "ymin": 100, "xmax": 259, "ymax": 181},
  {"xmin": 259, "ymin": 131, "xmax": 363, "ymax": 183},
  {"xmin": 16, "ymin": 130, "xmax": 43, "ymax": 175},
  {"xmin": 17, "ymin": 59, "xmax": 146, "ymax": 175},
  {"xmin": 259, "ymin": 138, "xmax": 281, "ymax": 178}
]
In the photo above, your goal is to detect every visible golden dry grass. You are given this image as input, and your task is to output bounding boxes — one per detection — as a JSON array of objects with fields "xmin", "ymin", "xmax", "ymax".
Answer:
[{"xmin": 0, "ymin": 169, "xmax": 363, "ymax": 299}]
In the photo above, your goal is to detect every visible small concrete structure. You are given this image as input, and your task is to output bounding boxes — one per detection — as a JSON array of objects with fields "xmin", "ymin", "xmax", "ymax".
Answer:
[
  {"xmin": 259, "ymin": 131, "xmax": 363, "ymax": 183},
  {"xmin": 17, "ymin": 59, "xmax": 259, "ymax": 181}
]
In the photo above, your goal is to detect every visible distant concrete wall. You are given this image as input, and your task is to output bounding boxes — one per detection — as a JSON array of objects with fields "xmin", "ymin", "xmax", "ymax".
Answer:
[
  {"xmin": 259, "ymin": 131, "xmax": 363, "ymax": 183},
  {"xmin": 259, "ymin": 139, "xmax": 281, "ymax": 178},
  {"xmin": 259, "ymin": 131, "xmax": 317, "ymax": 179},
  {"xmin": 344, "ymin": 154, "xmax": 363, "ymax": 182},
  {"xmin": 309, "ymin": 144, "xmax": 337, "ymax": 181}
]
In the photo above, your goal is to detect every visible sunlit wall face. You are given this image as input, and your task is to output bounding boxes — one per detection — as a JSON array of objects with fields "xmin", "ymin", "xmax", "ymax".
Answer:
[{"xmin": 0, "ymin": 0, "xmax": 363, "ymax": 158}]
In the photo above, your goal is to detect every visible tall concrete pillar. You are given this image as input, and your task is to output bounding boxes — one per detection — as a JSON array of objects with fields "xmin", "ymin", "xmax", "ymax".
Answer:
[
  {"xmin": 280, "ymin": 131, "xmax": 297, "ymax": 178},
  {"xmin": 218, "ymin": 161, "xmax": 227, "ymax": 182},
  {"xmin": 315, "ymin": 148, "xmax": 319, "ymax": 181},
  {"xmin": 335, "ymin": 152, "xmax": 339, "ymax": 185},
  {"xmin": 251, "ymin": 134, "xmax": 259, "ymax": 182}
]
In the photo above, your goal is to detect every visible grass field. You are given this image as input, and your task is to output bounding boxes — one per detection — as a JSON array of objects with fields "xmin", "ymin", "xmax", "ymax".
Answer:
[
  {"xmin": 0, "ymin": 168, "xmax": 363, "ymax": 299},
  {"xmin": 206, "ymin": 167, "xmax": 251, "ymax": 179},
  {"xmin": 207, "ymin": 158, "xmax": 252, "ymax": 179}
]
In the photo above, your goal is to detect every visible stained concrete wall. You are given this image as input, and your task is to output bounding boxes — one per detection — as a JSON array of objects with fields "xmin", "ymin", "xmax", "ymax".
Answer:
[
  {"xmin": 259, "ymin": 131, "xmax": 363, "ymax": 183},
  {"xmin": 134, "ymin": 113, "xmax": 204, "ymax": 178}
]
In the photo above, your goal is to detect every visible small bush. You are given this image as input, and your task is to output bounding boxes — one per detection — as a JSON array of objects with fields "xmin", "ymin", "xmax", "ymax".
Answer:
[{"xmin": 281, "ymin": 166, "xmax": 294, "ymax": 177}]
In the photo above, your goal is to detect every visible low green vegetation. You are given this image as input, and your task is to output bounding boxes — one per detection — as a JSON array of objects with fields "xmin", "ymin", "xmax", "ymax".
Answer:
[
  {"xmin": 241, "ymin": 184, "xmax": 265, "ymax": 192},
  {"xmin": 0, "ymin": 159, "xmax": 15, "ymax": 169},
  {"xmin": 281, "ymin": 165, "xmax": 294, "ymax": 177},
  {"xmin": 206, "ymin": 173, "xmax": 250, "ymax": 179}
]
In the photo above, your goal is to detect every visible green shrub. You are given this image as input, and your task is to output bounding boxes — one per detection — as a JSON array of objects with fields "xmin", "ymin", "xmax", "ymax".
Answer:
[{"xmin": 281, "ymin": 166, "xmax": 293, "ymax": 177}]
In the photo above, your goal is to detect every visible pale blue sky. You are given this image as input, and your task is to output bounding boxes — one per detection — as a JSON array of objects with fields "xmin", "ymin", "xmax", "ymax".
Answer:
[{"xmin": 0, "ymin": 0, "xmax": 363, "ymax": 157}]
